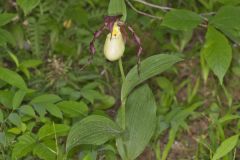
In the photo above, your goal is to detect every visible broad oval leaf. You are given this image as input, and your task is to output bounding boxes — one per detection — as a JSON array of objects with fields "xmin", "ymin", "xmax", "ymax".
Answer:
[
  {"xmin": 201, "ymin": 26, "xmax": 232, "ymax": 84},
  {"xmin": 12, "ymin": 134, "xmax": 36, "ymax": 159},
  {"xmin": 45, "ymin": 103, "xmax": 63, "ymax": 119},
  {"xmin": 20, "ymin": 59, "xmax": 42, "ymax": 68},
  {"xmin": 0, "ymin": 90, "xmax": 14, "ymax": 108},
  {"xmin": 12, "ymin": 90, "xmax": 26, "ymax": 109},
  {"xmin": 162, "ymin": 9, "xmax": 202, "ymax": 31},
  {"xmin": 57, "ymin": 101, "xmax": 88, "ymax": 118},
  {"xmin": 0, "ymin": 29, "xmax": 15, "ymax": 46},
  {"xmin": 212, "ymin": 134, "xmax": 239, "ymax": 160},
  {"xmin": 19, "ymin": 105, "xmax": 36, "ymax": 117},
  {"xmin": 66, "ymin": 115, "xmax": 122, "ymax": 152},
  {"xmin": 117, "ymin": 84, "xmax": 157, "ymax": 160},
  {"xmin": 0, "ymin": 13, "xmax": 16, "ymax": 26},
  {"xmin": 0, "ymin": 67, "xmax": 28, "ymax": 90},
  {"xmin": 30, "ymin": 94, "xmax": 61, "ymax": 104},
  {"xmin": 17, "ymin": 0, "xmax": 40, "ymax": 16},
  {"xmin": 33, "ymin": 104, "xmax": 47, "ymax": 118},
  {"xmin": 33, "ymin": 142, "xmax": 56, "ymax": 160},
  {"xmin": 121, "ymin": 54, "xmax": 182, "ymax": 100},
  {"xmin": 38, "ymin": 123, "xmax": 70, "ymax": 140},
  {"xmin": 8, "ymin": 112, "xmax": 21, "ymax": 127},
  {"xmin": 210, "ymin": 6, "xmax": 240, "ymax": 44}
]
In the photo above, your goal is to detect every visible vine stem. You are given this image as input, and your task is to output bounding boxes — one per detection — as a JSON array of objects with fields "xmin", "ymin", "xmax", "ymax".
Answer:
[
  {"xmin": 125, "ymin": 0, "xmax": 163, "ymax": 20},
  {"xmin": 133, "ymin": 0, "xmax": 172, "ymax": 11},
  {"xmin": 125, "ymin": 0, "xmax": 210, "ymax": 25},
  {"xmin": 118, "ymin": 58, "xmax": 126, "ymax": 130}
]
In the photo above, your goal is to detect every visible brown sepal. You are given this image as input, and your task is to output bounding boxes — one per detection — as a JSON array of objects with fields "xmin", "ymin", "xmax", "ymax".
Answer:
[{"xmin": 127, "ymin": 25, "xmax": 143, "ymax": 74}]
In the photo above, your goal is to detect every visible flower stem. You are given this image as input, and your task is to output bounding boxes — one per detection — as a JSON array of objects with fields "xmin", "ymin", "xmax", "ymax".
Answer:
[
  {"xmin": 118, "ymin": 58, "xmax": 126, "ymax": 130},
  {"xmin": 118, "ymin": 58, "xmax": 126, "ymax": 82}
]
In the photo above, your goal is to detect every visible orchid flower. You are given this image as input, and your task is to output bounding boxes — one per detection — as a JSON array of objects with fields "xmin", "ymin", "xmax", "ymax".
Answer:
[{"xmin": 89, "ymin": 15, "xmax": 142, "ymax": 72}]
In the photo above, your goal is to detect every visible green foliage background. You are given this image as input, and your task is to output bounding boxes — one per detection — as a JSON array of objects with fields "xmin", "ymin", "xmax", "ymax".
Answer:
[{"xmin": 0, "ymin": 0, "xmax": 240, "ymax": 159}]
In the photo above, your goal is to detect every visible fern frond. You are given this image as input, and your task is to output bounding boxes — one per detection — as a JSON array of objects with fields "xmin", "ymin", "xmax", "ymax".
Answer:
[
  {"xmin": 88, "ymin": 9, "xmax": 106, "ymax": 20},
  {"xmin": 27, "ymin": 16, "xmax": 49, "ymax": 56},
  {"xmin": 38, "ymin": 0, "xmax": 57, "ymax": 15},
  {"xmin": 51, "ymin": 1, "xmax": 70, "ymax": 22}
]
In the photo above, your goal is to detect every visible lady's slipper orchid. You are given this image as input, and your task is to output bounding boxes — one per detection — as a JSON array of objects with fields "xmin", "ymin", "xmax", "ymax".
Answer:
[
  {"xmin": 89, "ymin": 15, "xmax": 142, "ymax": 70},
  {"xmin": 104, "ymin": 22, "xmax": 125, "ymax": 61}
]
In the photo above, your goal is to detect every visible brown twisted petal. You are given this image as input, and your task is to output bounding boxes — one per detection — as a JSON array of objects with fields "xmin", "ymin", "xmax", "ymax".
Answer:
[
  {"xmin": 127, "ymin": 25, "xmax": 143, "ymax": 73},
  {"xmin": 119, "ymin": 24, "xmax": 128, "ymax": 42},
  {"xmin": 89, "ymin": 41, "xmax": 96, "ymax": 55},
  {"xmin": 89, "ymin": 25, "xmax": 106, "ymax": 55}
]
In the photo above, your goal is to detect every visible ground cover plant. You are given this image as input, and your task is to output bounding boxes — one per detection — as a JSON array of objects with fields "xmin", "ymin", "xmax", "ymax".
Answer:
[{"xmin": 0, "ymin": 0, "xmax": 240, "ymax": 159}]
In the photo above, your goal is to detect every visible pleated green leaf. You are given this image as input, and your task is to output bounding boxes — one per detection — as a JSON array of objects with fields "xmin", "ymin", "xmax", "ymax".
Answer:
[
  {"xmin": 66, "ymin": 115, "xmax": 122, "ymax": 152},
  {"xmin": 117, "ymin": 84, "xmax": 157, "ymax": 160},
  {"xmin": 121, "ymin": 54, "xmax": 182, "ymax": 100}
]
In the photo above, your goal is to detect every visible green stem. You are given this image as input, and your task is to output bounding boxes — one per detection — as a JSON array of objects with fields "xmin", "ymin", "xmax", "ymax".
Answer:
[
  {"xmin": 154, "ymin": 140, "xmax": 161, "ymax": 160},
  {"xmin": 118, "ymin": 58, "xmax": 126, "ymax": 82},
  {"xmin": 118, "ymin": 59, "xmax": 126, "ymax": 130},
  {"xmin": 121, "ymin": 101, "xmax": 126, "ymax": 130},
  {"xmin": 53, "ymin": 122, "xmax": 59, "ymax": 159}
]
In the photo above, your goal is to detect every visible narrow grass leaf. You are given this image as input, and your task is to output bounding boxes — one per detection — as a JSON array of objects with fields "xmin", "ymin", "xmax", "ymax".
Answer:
[{"xmin": 212, "ymin": 134, "xmax": 239, "ymax": 160}]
